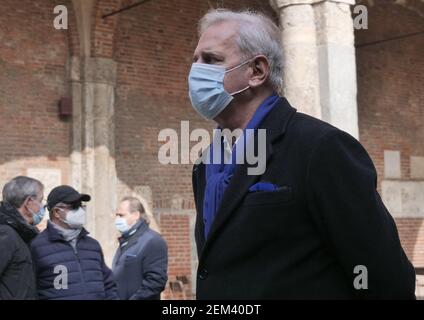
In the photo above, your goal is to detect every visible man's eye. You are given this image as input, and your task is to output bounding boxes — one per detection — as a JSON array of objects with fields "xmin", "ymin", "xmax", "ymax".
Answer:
[{"xmin": 204, "ymin": 56, "xmax": 215, "ymax": 64}]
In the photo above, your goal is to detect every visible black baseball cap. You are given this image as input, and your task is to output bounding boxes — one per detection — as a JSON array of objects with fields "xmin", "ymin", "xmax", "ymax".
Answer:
[{"xmin": 47, "ymin": 185, "xmax": 91, "ymax": 210}]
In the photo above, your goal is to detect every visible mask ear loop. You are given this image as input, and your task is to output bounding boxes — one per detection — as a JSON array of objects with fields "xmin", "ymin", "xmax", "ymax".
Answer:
[
  {"xmin": 229, "ymin": 85, "xmax": 250, "ymax": 96},
  {"xmin": 225, "ymin": 57, "xmax": 255, "ymax": 73},
  {"xmin": 225, "ymin": 57, "xmax": 257, "ymax": 96}
]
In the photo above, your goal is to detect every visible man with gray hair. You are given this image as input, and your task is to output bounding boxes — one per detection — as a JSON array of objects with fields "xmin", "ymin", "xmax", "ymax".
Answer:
[
  {"xmin": 0, "ymin": 176, "xmax": 45, "ymax": 299},
  {"xmin": 190, "ymin": 9, "xmax": 415, "ymax": 299},
  {"xmin": 112, "ymin": 196, "xmax": 168, "ymax": 300}
]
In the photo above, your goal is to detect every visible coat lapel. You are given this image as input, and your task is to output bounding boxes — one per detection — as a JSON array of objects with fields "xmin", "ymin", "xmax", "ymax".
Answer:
[
  {"xmin": 199, "ymin": 97, "xmax": 297, "ymax": 259},
  {"xmin": 114, "ymin": 222, "xmax": 149, "ymax": 266},
  {"xmin": 193, "ymin": 161, "xmax": 206, "ymax": 256}
]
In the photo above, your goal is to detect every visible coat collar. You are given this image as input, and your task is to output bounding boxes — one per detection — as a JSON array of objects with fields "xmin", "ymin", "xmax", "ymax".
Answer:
[
  {"xmin": 118, "ymin": 220, "xmax": 149, "ymax": 248},
  {"xmin": 198, "ymin": 97, "xmax": 297, "ymax": 258},
  {"xmin": 0, "ymin": 201, "xmax": 39, "ymax": 243},
  {"xmin": 46, "ymin": 221, "xmax": 89, "ymax": 242},
  {"xmin": 114, "ymin": 221, "xmax": 150, "ymax": 266}
]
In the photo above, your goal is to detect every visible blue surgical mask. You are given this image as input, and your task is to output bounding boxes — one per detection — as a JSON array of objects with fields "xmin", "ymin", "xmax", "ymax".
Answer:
[
  {"xmin": 33, "ymin": 207, "xmax": 46, "ymax": 225},
  {"xmin": 115, "ymin": 217, "xmax": 130, "ymax": 234},
  {"xmin": 28, "ymin": 200, "xmax": 46, "ymax": 226},
  {"xmin": 188, "ymin": 59, "xmax": 252, "ymax": 120}
]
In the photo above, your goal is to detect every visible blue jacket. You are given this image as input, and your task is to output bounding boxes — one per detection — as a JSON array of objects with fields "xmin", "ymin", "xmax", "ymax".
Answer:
[
  {"xmin": 112, "ymin": 221, "xmax": 168, "ymax": 300},
  {"xmin": 30, "ymin": 222, "xmax": 118, "ymax": 300}
]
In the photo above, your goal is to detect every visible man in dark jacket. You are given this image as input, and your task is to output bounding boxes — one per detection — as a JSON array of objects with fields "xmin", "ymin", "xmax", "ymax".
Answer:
[
  {"xmin": 30, "ymin": 185, "xmax": 118, "ymax": 300},
  {"xmin": 112, "ymin": 196, "xmax": 168, "ymax": 300},
  {"xmin": 0, "ymin": 176, "xmax": 44, "ymax": 299},
  {"xmin": 190, "ymin": 9, "xmax": 416, "ymax": 299}
]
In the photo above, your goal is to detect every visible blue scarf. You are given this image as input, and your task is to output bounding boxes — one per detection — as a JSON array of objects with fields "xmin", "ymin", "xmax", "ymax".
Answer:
[{"xmin": 203, "ymin": 94, "xmax": 280, "ymax": 238}]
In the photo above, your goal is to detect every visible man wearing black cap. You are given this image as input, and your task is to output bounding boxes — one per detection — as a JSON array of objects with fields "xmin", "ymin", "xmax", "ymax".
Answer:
[{"xmin": 30, "ymin": 185, "xmax": 119, "ymax": 300}]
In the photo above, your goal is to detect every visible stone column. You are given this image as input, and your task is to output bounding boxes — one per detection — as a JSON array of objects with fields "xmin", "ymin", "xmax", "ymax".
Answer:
[
  {"xmin": 70, "ymin": 0, "xmax": 118, "ymax": 264},
  {"xmin": 274, "ymin": 1, "xmax": 322, "ymax": 118},
  {"xmin": 270, "ymin": 0, "xmax": 359, "ymax": 139},
  {"xmin": 70, "ymin": 57, "xmax": 118, "ymax": 264}
]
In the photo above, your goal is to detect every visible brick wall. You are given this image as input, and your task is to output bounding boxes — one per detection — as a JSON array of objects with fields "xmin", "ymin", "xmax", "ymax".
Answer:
[
  {"xmin": 92, "ymin": 0, "xmax": 122, "ymax": 58},
  {"xmin": 356, "ymin": 1, "xmax": 424, "ymax": 266},
  {"xmin": 159, "ymin": 213, "xmax": 193, "ymax": 299},
  {"xmin": 396, "ymin": 218, "xmax": 424, "ymax": 267},
  {"xmin": 0, "ymin": 0, "xmax": 71, "ymax": 189}
]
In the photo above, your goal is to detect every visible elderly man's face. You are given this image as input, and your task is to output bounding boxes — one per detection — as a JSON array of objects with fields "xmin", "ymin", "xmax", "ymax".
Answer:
[{"xmin": 193, "ymin": 21, "xmax": 251, "ymax": 95}]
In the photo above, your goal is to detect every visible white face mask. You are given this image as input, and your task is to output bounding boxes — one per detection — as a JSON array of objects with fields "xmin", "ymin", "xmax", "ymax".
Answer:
[{"xmin": 61, "ymin": 207, "xmax": 86, "ymax": 229}]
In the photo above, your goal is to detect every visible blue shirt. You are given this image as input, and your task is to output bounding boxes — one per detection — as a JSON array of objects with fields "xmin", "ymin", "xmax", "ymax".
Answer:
[{"xmin": 203, "ymin": 94, "xmax": 281, "ymax": 238}]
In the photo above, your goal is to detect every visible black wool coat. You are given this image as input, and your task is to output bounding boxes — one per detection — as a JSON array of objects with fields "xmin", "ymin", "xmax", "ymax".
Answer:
[{"xmin": 192, "ymin": 97, "xmax": 416, "ymax": 300}]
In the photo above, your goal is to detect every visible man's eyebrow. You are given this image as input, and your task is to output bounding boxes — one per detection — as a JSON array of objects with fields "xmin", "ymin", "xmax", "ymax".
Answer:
[
  {"xmin": 203, "ymin": 51, "xmax": 224, "ymax": 59},
  {"xmin": 193, "ymin": 50, "xmax": 224, "ymax": 61}
]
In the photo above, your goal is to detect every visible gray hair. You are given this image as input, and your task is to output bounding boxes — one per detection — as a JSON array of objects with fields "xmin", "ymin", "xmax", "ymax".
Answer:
[
  {"xmin": 121, "ymin": 196, "xmax": 150, "ymax": 225},
  {"xmin": 2, "ymin": 176, "xmax": 44, "ymax": 208},
  {"xmin": 199, "ymin": 8, "xmax": 283, "ymax": 92}
]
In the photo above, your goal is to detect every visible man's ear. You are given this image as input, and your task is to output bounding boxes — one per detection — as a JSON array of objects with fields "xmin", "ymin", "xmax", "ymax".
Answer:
[
  {"xmin": 22, "ymin": 196, "xmax": 31, "ymax": 208},
  {"xmin": 52, "ymin": 208, "xmax": 61, "ymax": 220},
  {"xmin": 248, "ymin": 55, "xmax": 270, "ymax": 88},
  {"xmin": 20, "ymin": 197, "xmax": 32, "ymax": 216},
  {"xmin": 134, "ymin": 211, "xmax": 141, "ymax": 221}
]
